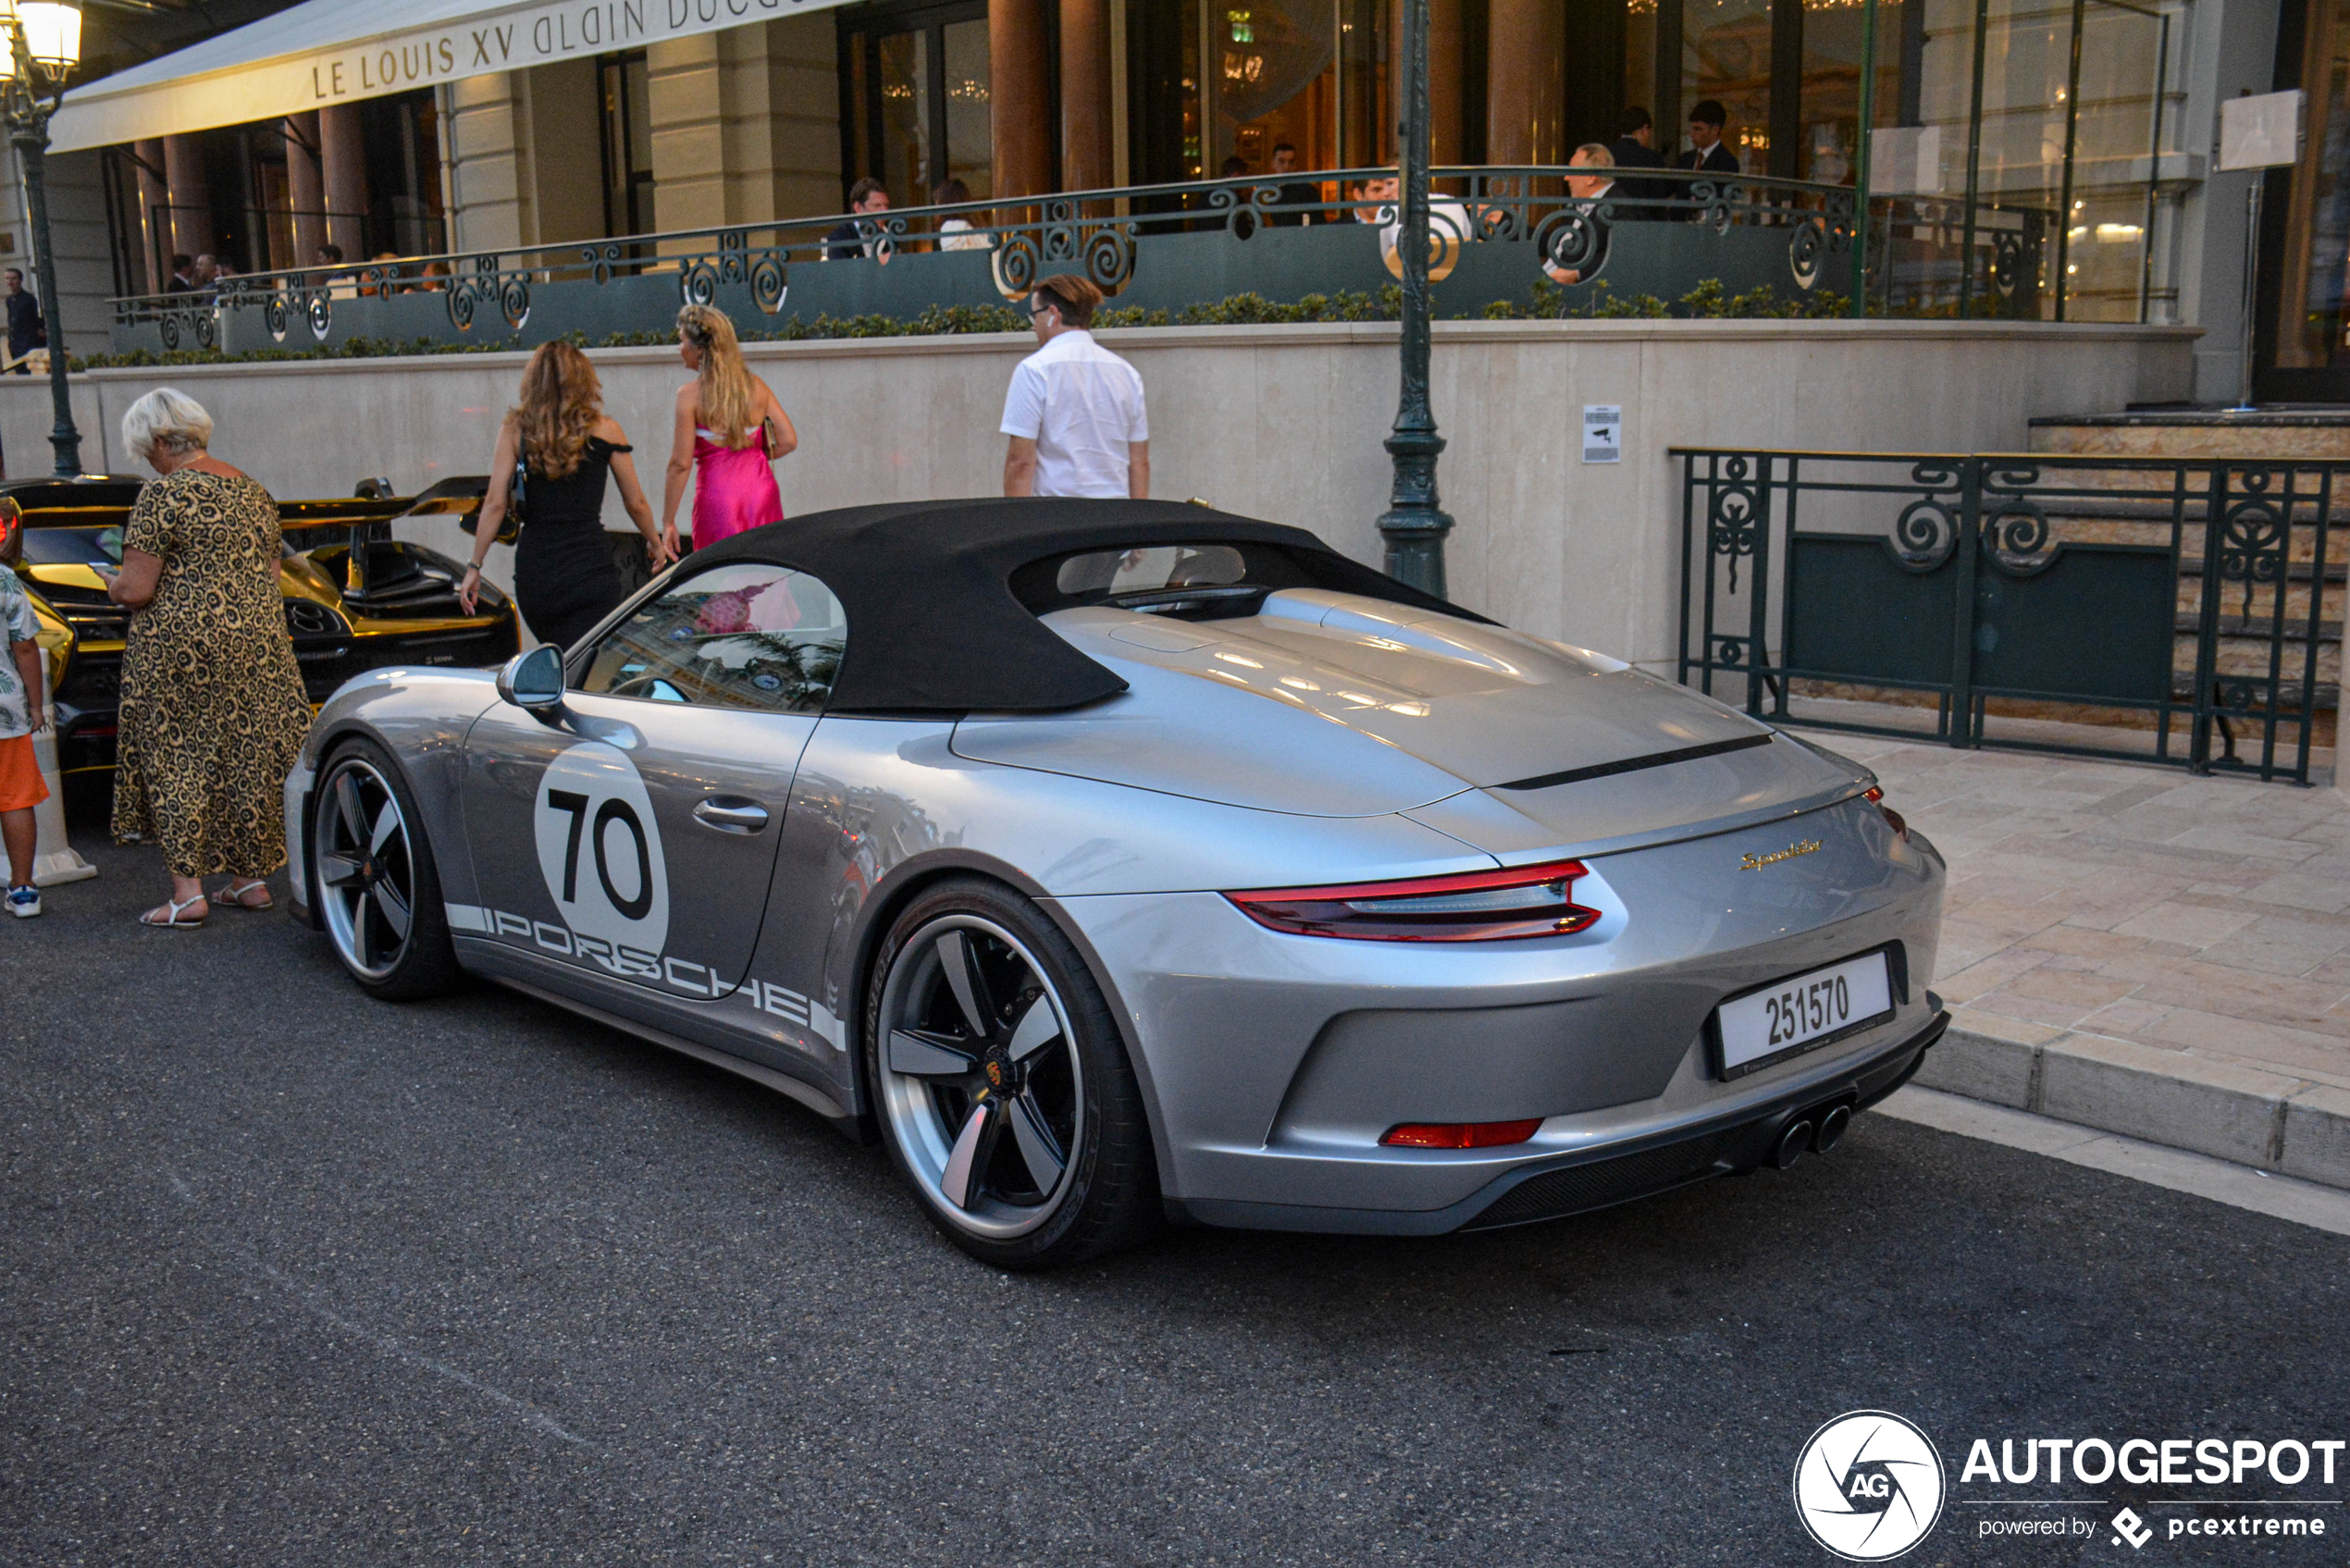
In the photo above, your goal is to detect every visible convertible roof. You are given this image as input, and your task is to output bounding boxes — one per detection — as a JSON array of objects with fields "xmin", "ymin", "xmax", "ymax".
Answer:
[{"xmin": 690, "ymin": 498, "xmax": 1476, "ymax": 713}]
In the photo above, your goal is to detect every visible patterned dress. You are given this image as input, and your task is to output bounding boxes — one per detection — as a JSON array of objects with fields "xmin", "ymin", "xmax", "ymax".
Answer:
[{"xmin": 112, "ymin": 467, "xmax": 313, "ymax": 877}]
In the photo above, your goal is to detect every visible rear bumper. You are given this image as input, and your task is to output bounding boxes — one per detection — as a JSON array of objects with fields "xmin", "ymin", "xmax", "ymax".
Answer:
[{"xmin": 1175, "ymin": 1008, "xmax": 1946, "ymax": 1235}]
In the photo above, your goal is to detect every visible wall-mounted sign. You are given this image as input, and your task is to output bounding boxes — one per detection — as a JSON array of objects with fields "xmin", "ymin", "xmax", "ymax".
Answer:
[
  {"xmin": 2219, "ymin": 91, "xmax": 2304, "ymax": 171},
  {"xmin": 53, "ymin": 0, "xmax": 859, "ymax": 154},
  {"xmin": 1582, "ymin": 405, "xmax": 1622, "ymax": 464}
]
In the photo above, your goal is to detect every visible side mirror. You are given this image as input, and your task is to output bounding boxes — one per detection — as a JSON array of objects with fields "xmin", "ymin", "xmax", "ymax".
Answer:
[{"xmin": 496, "ymin": 645, "xmax": 565, "ymax": 711}]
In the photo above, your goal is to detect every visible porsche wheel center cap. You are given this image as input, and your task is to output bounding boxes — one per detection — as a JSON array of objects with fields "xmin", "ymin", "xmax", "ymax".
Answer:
[{"xmin": 982, "ymin": 1049, "xmax": 1013, "ymax": 1092}]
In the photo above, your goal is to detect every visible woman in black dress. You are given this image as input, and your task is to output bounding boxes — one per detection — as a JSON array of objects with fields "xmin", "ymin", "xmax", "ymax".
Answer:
[{"xmin": 458, "ymin": 340, "xmax": 672, "ymax": 648}]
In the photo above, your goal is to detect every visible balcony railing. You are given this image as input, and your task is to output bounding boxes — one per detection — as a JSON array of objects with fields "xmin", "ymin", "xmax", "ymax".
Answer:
[{"xmin": 105, "ymin": 167, "xmax": 2053, "ymax": 358}]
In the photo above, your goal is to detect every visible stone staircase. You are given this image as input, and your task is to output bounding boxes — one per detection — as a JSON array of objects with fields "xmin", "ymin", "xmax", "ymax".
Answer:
[{"xmin": 2024, "ymin": 410, "xmax": 2346, "ymax": 760}]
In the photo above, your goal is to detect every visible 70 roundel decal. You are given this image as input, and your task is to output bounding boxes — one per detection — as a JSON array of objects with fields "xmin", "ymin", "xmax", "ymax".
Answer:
[{"xmin": 534, "ymin": 741, "xmax": 670, "ymax": 956}]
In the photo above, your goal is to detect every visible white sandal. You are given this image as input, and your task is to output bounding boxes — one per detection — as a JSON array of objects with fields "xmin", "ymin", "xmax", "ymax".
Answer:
[
  {"xmin": 140, "ymin": 895, "xmax": 208, "ymax": 929},
  {"xmin": 216, "ymin": 879, "xmax": 274, "ymax": 911}
]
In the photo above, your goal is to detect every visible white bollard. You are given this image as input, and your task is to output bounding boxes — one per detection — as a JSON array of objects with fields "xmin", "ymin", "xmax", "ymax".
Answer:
[{"xmin": 28, "ymin": 647, "xmax": 94, "ymax": 887}]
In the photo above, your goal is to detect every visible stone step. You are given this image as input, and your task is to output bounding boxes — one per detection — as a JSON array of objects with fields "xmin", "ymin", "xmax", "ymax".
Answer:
[{"xmin": 2029, "ymin": 408, "xmax": 2350, "ymax": 461}]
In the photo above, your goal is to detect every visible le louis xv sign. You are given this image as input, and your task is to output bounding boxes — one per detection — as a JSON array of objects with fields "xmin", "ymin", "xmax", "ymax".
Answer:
[
  {"xmin": 51, "ymin": 0, "xmax": 850, "ymax": 152},
  {"xmin": 303, "ymin": 0, "xmax": 837, "ymax": 103}
]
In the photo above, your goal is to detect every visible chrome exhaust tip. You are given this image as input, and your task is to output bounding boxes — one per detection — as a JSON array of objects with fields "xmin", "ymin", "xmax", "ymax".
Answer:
[
  {"xmin": 1812, "ymin": 1104, "xmax": 1853, "ymax": 1154},
  {"xmin": 1771, "ymin": 1117, "xmax": 1815, "ymax": 1171}
]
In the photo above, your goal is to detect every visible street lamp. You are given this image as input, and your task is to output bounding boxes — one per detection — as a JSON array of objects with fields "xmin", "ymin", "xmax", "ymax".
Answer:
[
  {"xmin": 1375, "ymin": 0, "xmax": 1452, "ymax": 597},
  {"xmin": 1, "ymin": 0, "xmax": 81, "ymax": 476}
]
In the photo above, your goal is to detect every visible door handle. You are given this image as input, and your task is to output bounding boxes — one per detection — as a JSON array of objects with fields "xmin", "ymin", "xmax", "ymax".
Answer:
[{"xmin": 692, "ymin": 796, "xmax": 770, "ymax": 834}]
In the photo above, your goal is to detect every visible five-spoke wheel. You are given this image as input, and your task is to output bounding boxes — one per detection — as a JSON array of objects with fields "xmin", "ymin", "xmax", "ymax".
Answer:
[
  {"xmin": 868, "ymin": 880, "xmax": 1159, "ymax": 1268},
  {"xmin": 312, "ymin": 742, "xmax": 460, "ymax": 999}
]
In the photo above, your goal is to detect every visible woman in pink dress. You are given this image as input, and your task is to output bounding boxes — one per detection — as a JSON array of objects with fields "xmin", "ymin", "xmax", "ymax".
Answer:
[{"xmin": 661, "ymin": 303, "xmax": 798, "ymax": 556}]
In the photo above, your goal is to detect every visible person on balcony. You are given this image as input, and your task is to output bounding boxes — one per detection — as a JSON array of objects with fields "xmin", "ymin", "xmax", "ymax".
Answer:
[
  {"xmin": 934, "ymin": 179, "xmax": 991, "ymax": 251},
  {"xmin": 662, "ymin": 303, "xmax": 797, "ymax": 556},
  {"xmin": 166, "ymin": 253, "xmax": 196, "ymax": 293},
  {"xmin": 1609, "ymin": 107, "xmax": 1674, "ymax": 219},
  {"xmin": 102, "ymin": 389, "xmax": 314, "ymax": 930},
  {"xmin": 826, "ymin": 179, "xmax": 895, "ymax": 264},
  {"xmin": 457, "ymin": 341, "xmax": 674, "ymax": 648},
  {"xmin": 4, "ymin": 269, "xmax": 44, "ymax": 375},
  {"xmin": 1267, "ymin": 142, "xmax": 1324, "ymax": 226},
  {"xmin": 1677, "ymin": 100, "xmax": 1741, "ymax": 179},
  {"xmin": 1544, "ymin": 145, "xmax": 1617, "ymax": 287},
  {"xmin": 1000, "ymin": 275, "xmax": 1148, "ymax": 501}
]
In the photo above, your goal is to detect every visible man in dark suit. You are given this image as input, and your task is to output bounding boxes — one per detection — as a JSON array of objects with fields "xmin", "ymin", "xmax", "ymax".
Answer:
[
  {"xmin": 1608, "ymin": 106, "xmax": 1673, "ymax": 218},
  {"xmin": 825, "ymin": 178, "xmax": 894, "ymax": 263},
  {"xmin": 1676, "ymin": 99, "xmax": 1742, "ymax": 178},
  {"xmin": 3, "ymin": 268, "xmax": 41, "ymax": 373},
  {"xmin": 1266, "ymin": 142, "xmax": 1324, "ymax": 227}
]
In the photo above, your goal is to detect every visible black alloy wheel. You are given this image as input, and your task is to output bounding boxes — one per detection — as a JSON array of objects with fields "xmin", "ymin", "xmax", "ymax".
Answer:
[
  {"xmin": 312, "ymin": 741, "xmax": 462, "ymax": 1000},
  {"xmin": 866, "ymin": 878, "xmax": 1160, "ymax": 1270}
]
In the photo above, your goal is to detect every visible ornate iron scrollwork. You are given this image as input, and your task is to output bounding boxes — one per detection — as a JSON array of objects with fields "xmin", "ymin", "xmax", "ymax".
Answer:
[
  {"xmin": 1534, "ymin": 204, "xmax": 1603, "ymax": 277},
  {"xmin": 447, "ymin": 255, "xmax": 530, "ymax": 334},
  {"xmin": 1891, "ymin": 499, "xmax": 1958, "ymax": 572},
  {"xmin": 1983, "ymin": 499, "xmax": 2055, "ymax": 574},
  {"xmin": 1708, "ymin": 455, "xmax": 1763, "ymax": 593},
  {"xmin": 2218, "ymin": 467, "xmax": 2291, "ymax": 618},
  {"xmin": 1711, "ymin": 635, "xmax": 1751, "ymax": 668},
  {"xmin": 990, "ymin": 198, "xmax": 1137, "ymax": 302}
]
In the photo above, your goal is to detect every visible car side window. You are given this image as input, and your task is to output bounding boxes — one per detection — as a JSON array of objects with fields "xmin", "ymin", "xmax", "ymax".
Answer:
[{"xmin": 577, "ymin": 563, "xmax": 847, "ymax": 714}]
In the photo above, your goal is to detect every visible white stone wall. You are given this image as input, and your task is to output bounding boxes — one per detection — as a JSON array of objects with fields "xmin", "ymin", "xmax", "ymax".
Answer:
[{"xmin": 14, "ymin": 317, "xmax": 2195, "ymax": 667}]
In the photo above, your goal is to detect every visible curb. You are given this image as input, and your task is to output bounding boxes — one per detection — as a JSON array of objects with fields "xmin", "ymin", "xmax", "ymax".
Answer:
[{"xmin": 1913, "ymin": 1020, "xmax": 2350, "ymax": 1191}]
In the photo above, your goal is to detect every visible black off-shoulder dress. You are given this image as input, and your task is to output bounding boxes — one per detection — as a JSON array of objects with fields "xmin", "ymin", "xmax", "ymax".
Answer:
[{"xmin": 515, "ymin": 435, "xmax": 630, "ymax": 649}]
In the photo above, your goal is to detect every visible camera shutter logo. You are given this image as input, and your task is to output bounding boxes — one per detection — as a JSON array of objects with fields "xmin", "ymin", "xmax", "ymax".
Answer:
[{"xmin": 1792, "ymin": 1410, "xmax": 1947, "ymax": 1561}]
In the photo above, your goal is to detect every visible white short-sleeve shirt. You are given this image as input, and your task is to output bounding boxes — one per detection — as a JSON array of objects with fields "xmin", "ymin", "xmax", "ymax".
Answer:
[{"xmin": 999, "ymin": 328, "xmax": 1149, "ymax": 499}]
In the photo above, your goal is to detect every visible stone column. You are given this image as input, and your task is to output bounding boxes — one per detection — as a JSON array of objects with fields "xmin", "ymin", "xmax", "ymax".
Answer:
[
  {"xmin": 1060, "ymin": 0, "xmax": 1113, "ymax": 192},
  {"xmin": 991, "ymin": 0, "xmax": 1055, "ymax": 199},
  {"xmin": 160, "ymin": 134, "xmax": 212, "ymax": 265},
  {"xmin": 318, "ymin": 102, "xmax": 368, "ymax": 259},
  {"xmin": 1486, "ymin": 0, "xmax": 1563, "ymax": 167},
  {"xmin": 130, "ymin": 139, "xmax": 168, "ymax": 292},
  {"xmin": 284, "ymin": 112, "xmax": 327, "ymax": 266}
]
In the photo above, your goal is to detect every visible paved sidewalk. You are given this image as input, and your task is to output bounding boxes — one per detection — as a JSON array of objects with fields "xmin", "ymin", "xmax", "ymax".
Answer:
[{"xmin": 1806, "ymin": 727, "xmax": 2350, "ymax": 1189}]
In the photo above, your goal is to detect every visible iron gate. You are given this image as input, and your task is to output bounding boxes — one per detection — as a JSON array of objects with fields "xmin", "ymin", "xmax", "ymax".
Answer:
[{"xmin": 1673, "ymin": 450, "xmax": 2344, "ymax": 783}]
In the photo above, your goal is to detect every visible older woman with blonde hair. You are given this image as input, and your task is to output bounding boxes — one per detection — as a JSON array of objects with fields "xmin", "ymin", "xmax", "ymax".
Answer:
[
  {"xmin": 458, "ymin": 340, "xmax": 670, "ymax": 644},
  {"xmin": 661, "ymin": 303, "xmax": 797, "ymax": 555},
  {"xmin": 105, "ymin": 388, "xmax": 314, "ymax": 928}
]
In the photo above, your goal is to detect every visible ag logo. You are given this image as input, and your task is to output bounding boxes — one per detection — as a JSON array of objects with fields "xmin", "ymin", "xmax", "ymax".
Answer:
[
  {"xmin": 534, "ymin": 741, "xmax": 669, "ymax": 955},
  {"xmin": 1792, "ymin": 1410, "xmax": 1946, "ymax": 1561}
]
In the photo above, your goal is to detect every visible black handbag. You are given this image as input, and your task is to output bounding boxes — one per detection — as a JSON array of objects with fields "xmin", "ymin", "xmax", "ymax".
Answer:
[{"xmin": 461, "ymin": 450, "xmax": 526, "ymax": 546}]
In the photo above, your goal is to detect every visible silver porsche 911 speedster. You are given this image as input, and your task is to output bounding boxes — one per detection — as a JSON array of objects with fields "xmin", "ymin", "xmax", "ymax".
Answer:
[{"xmin": 286, "ymin": 500, "xmax": 1948, "ymax": 1269}]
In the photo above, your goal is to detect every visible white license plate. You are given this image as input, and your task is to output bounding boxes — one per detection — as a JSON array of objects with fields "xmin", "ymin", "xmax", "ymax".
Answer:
[{"xmin": 1713, "ymin": 951, "xmax": 1896, "ymax": 1080}]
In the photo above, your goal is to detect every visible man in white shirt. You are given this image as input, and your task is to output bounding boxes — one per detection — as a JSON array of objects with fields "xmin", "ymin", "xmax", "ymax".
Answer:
[{"xmin": 1000, "ymin": 275, "xmax": 1150, "ymax": 500}]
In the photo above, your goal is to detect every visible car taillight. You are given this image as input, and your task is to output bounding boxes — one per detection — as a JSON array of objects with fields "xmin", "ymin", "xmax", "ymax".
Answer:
[
  {"xmin": 1223, "ymin": 859, "xmax": 1601, "ymax": 942},
  {"xmin": 1381, "ymin": 1119, "xmax": 1544, "ymax": 1148},
  {"xmin": 1864, "ymin": 786, "xmax": 1908, "ymax": 840}
]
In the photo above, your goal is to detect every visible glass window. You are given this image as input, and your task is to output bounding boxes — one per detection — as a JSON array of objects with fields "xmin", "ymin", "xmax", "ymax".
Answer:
[
  {"xmin": 1054, "ymin": 544, "xmax": 1248, "ymax": 597},
  {"xmin": 944, "ymin": 19, "xmax": 993, "ymax": 200},
  {"xmin": 580, "ymin": 564, "xmax": 847, "ymax": 713},
  {"xmin": 1682, "ymin": 0, "xmax": 1770, "ymax": 169}
]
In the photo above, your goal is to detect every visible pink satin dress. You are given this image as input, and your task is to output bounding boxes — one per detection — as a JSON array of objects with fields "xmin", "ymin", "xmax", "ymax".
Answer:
[{"xmin": 687, "ymin": 422, "xmax": 785, "ymax": 549}]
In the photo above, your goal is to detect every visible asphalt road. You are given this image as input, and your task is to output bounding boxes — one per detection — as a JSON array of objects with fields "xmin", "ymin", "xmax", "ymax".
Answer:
[{"xmin": 5, "ymin": 822, "xmax": 2347, "ymax": 1566}]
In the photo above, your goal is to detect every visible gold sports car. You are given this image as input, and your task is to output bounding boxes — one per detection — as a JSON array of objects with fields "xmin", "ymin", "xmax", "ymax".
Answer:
[{"xmin": 1, "ymin": 475, "xmax": 521, "ymax": 774}]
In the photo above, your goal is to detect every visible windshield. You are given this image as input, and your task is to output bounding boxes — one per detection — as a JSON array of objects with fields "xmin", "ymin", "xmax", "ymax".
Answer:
[{"xmin": 19, "ymin": 525, "xmax": 124, "ymax": 569}]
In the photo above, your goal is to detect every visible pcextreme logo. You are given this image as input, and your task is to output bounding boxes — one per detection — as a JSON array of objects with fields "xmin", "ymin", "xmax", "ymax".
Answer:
[{"xmin": 1793, "ymin": 1411, "xmax": 1948, "ymax": 1562}]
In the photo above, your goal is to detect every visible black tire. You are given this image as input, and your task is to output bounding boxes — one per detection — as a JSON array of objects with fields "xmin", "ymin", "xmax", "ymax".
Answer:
[
  {"xmin": 863, "ymin": 877, "xmax": 1161, "ymax": 1271},
  {"xmin": 310, "ymin": 738, "xmax": 464, "ymax": 1001}
]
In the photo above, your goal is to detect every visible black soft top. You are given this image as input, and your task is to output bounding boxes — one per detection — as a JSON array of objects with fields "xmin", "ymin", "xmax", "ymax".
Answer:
[{"xmin": 688, "ymin": 497, "xmax": 1480, "ymax": 712}]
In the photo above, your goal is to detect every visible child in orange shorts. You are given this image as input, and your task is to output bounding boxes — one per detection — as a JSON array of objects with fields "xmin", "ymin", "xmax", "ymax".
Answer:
[{"xmin": 1, "ymin": 567, "xmax": 49, "ymax": 917}]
